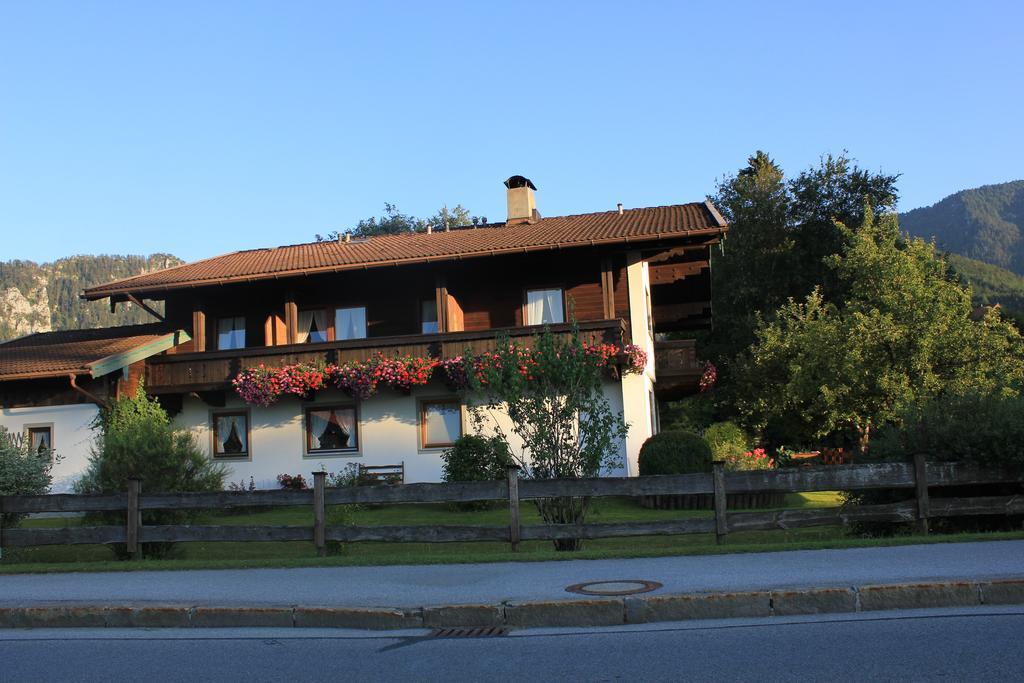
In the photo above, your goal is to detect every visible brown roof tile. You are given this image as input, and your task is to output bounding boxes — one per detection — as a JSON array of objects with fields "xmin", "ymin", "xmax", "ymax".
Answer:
[
  {"xmin": 83, "ymin": 202, "xmax": 726, "ymax": 298},
  {"xmin": 0, "ymin": 324, "xmax": 173, "ymax": 381}
]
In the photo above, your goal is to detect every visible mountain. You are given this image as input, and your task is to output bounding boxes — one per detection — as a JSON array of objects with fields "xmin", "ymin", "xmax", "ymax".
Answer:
[
  {"xmin": 0, "ymin": 254, "xmax": 182, "ymax": 341},
  {"xmin": 899, "ymin": 180, "xmax": 1024, "ymax": 274}
]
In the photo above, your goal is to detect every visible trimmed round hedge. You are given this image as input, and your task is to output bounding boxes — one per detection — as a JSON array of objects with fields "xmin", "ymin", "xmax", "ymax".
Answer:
[{"xmin": 638, "ymin": 430, "xmax": 713, "ymax": 476}]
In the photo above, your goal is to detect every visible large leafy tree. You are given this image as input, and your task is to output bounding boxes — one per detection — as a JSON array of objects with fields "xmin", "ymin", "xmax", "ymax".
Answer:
[
  {"xmin": 708, "ymin": 152, "xmax": 899, "ymax": 361},
  {"xmin": 316, "ymin": 203, "xmax": 481, "ymax": 240},
  {"xmin": 733, "ymin": 207, "xmax": 1024, "ymax": 454}
]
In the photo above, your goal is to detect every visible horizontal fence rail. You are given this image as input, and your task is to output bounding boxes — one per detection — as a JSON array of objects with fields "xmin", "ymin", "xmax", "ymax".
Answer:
[{"xmin": 1, "ymin": 459, "xmax": 1021, "ymax": 555}]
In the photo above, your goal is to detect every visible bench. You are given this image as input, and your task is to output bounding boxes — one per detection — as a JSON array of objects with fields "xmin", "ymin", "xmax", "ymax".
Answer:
[{"xmin": 358, "ymin": 462, "xmax": 405, "ymax": 486}]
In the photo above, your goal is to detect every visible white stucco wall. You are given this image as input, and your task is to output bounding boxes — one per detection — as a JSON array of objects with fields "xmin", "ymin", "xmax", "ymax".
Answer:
[
  {"xmin": 173, "ymin": 377, "xmax": 629, "ymax": 488},
  {"xmin": 0, "ymin": 403, "xmax": 99, "ymax": 493},
  {"xmin": 620, "ymin": 250, "xmax": 658, "ymax": 476}
]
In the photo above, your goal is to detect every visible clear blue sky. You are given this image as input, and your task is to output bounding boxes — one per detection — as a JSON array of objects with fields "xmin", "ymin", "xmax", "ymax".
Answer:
[{"xmin": 1, "ymin": 1, "xmax": 1021, "ymax": 263}]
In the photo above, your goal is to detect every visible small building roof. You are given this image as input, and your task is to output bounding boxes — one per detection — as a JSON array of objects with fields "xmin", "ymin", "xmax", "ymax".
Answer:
[
  {"xmin": 0, "ymin": 324, "xmax": 189, "ymax": 381},
  {"xmin": 82, "ymin": 202, "xmax": 727, "ymax": 299}
]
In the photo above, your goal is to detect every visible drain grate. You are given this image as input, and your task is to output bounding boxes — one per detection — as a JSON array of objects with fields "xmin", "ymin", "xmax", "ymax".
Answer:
[{"xmin": 430, "ymin": 627, "xmax": 509, "ymax": 638}]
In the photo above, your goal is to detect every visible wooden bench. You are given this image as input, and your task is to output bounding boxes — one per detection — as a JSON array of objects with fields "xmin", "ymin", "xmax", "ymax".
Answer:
[{"xmin": 358, "ymin": 462, "xmax": 405, "ymax": 486}]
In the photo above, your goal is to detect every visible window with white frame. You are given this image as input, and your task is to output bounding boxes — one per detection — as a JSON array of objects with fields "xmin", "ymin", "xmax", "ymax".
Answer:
[
  {"xmin": 334, "ymin": 307, "xmax": 367, "ymax": 340},
  {"xmin": 217, "ymin": 316, "xmax": 246, "ymax": 350},
  {"xmin": 525, "ymin": 288, "xmax": 564, "ymax": 325}
]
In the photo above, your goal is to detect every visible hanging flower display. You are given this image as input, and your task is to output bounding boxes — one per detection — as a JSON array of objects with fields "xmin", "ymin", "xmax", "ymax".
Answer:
[
  {"xmin": 232, "ymin": 342, "xmax": 650, "ymax": 406},
  {"xmin": 699, "ymin": 360, "xmax": 717, "ymax": 392}
]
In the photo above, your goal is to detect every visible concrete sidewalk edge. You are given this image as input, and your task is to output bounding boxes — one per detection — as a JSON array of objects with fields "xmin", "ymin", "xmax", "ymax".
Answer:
[{"xmin": 2, "ymin": 578, "xmax": 1022, "ymax": 630}]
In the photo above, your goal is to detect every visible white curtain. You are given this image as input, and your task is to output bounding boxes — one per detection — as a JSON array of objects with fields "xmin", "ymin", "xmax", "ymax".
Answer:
[
  {"xmin": 298, "ymin": 310, "xmax": 328, "ymax": 343},
  {"xmin": 335, "ymin": 307, "xmax": 367, "ymax": 340},
  {"xmin": 217, "ymin": 316, "xmax": 245, "ymax": 350},
  {"xmin": 527, "ymin": 289, "xmax": 564, "ymax": 325},
  {"xmin": 215, "ymin": 415, "xmax": 247, "ymax": 455},
  {"xmin": 308, "ymin": 408, "xmax": 356, "ymax": 450},
  {"xmin": 423, "ymin": 403, "xmax": 461, "ymax": 446}
]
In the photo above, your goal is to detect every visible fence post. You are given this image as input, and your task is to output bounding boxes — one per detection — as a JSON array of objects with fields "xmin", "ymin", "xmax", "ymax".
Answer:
[
  {"xmin": 712, "ymin": 461, "xmax": 728, "ymax": 545},
  {"xmin": 126, "ymin": 479, "xmax": 141, "ymax": 559},
  {"xmin": 0, "ymin": 495, "xmax": 5, "ymax": 560},
  {"xmin": 507, "ymin": 465, "xmax": 521, "ymax": 552},
  {"xmin": 913, "ymin": 453, "xmax": 930, "ymax": 535},
  {"xmin": 313, "ymin": 471, "xmax": 326, "ymax": 557}
]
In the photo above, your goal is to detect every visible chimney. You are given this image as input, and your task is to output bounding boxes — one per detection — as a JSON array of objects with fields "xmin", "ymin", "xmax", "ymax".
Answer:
[
  {"xmin": 504, "ymin": 175, "xmax": 538, "ymax": 225},
  {"xmin": 617, "ymin": 203, "xmax": 624, "ymax": 215}
]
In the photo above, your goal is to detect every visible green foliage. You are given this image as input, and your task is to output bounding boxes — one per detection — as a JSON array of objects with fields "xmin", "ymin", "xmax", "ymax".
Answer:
[
  {"xmin": 442, "ymin": 435, "xmax": 514, "ymax": 482},
  {"xmin": 873, "ymin": 393, "xmax": 1024, "ymax": 469},
  {"xmin": 75, "ymin": 387, "xmax": 227, "ymax": 558},
  {"xmin": 946, "ymin": 253, "xmax": 1024, "ymax": 323},
  {"xmin": 708, "ymin": 151, "xmax": 899, "ymax": 362},
  {"xmin": 900, "ymin": 180, "xmax": 1024, "ymax": 274},
  {"xmin": 637, "ymin": 431, "xmax": 712, "ymax": 476},
  {"xmin": 659, "ymin": 394, "xmax": 716, "ymax": 434},
  {"xmin": 467, "ymin": 326, "xmax": 628, "ymax": 550},
  {"xmin": 316, "ymin": 203, "xmax": 484, "ymax": 240},
  {"xmin": 0, "ymin": 426, "xmax": 54, "ymax": 527},
  {"xmin": 734, "ymin": 206, "xmax": 1024, "ymax": 453},
  {"xmin": 441, "ymin": 435, "xmax": 514, "ymax": 511},
  {"xmin": 703, "ymin": 421, "xmax": 749, "ymax": 462}
]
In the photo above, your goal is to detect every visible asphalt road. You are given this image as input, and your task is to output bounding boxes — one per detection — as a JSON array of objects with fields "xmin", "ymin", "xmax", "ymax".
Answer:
[
  {"xmin": 2, "ymin": 540, "xmax": 1023, "ymax": 608},
  {"xmin": 2, "ymin": 607, "xmax": 1023, "ymax": 682}
]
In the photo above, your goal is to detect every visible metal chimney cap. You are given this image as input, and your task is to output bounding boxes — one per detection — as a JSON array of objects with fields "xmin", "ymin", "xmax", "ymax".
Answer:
[{"xmin": 504, "ymin": 175, "xmax": 537, "ymax": 191}]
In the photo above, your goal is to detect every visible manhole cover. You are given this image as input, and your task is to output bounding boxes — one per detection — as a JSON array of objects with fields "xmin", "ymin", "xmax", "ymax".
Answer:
[{"xmin": 565, "ymin": 580, "xmax": 663, "ymax": 596}]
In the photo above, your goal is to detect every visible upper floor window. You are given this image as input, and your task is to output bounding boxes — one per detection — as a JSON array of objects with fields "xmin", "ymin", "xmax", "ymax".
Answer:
[
  {"xmin": 526, "ymin": 288, "xmax": 564, "ymax": 325},
  {"xmin": 217, "ymin": 316, "xmax": 246, "ymax": 350},
  {"xmin": 335, "ymin": 307, "xmax": 367, "ymax": 340},
  {"xmin": 298, "ymin": 310, "xmax": 329, "ymax": 344},
  {"xmin": 421, "ymin": 300, "xmax": 439, "ymax": 334}
]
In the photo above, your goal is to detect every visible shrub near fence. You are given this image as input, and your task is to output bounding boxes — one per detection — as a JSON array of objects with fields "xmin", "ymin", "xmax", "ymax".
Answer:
[{"xmin": 1, "ymin": 456, "xmax": 1022, "ymax": 558}]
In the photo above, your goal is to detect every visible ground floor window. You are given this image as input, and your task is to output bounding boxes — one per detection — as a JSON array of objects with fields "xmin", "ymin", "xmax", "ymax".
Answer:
[
  {"xmin": 306, "ymin": 405, "xmax": 358, "ymax": 454},
  {"xmin": 420, "ymin": 399, "xmax": 462, "ymax": 449},
  {"xmin": 213, "ymin": 411, "xmax": 249, "ymax": 458},
  {"xmin": 26, "ymin": 425, "xmax": 52, "ymax": 458}
]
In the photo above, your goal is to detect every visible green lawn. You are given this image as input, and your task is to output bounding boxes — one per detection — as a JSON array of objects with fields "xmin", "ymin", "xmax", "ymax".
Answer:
[{"xmin": 3, "ymin": 492, "xmax": 1021, "ymax": 574}]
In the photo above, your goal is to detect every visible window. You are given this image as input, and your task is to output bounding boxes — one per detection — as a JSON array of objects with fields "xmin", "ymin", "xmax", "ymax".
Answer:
[
  {"xmin": 334, "ymin": 307, "xmax": 367, "ymax": 340},
  {"xmin": 26, "ymin": 426, "xmax": 52, "ymax": 458},
  {"xmin": 306, "ymin": 406, "xmax": 358, "ymax": 453},
  {"xmin": 217, "ymin": 316, "xmax": 246, "ymax": 350},
  {"xmin": 526, "ymin": 288, "xmax": 564, "ymax": 325},
  {"xmin": 212, "ymin": 412, "xmax": 249, "ymax": 459},
  {"xmin": 420, "ymin": 399, "xmax": 462, "ymax": 448},
  {"xmin": 421, "ymin": 300, "xmax": 439, "ymax": 334},
  {"xmin": 298, "ymin": 309, "xmax": 329, "ymax": 343}
]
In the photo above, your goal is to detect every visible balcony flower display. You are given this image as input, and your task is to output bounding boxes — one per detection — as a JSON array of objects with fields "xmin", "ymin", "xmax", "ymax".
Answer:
[{"xmin": 232, "ymin": 342, "xmax": 651, "ymax": 406}]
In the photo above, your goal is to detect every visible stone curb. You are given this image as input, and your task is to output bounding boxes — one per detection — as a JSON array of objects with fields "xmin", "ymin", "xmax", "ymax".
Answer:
[{"xmin": 1, "ymin": 578, "xmax": 1022, "ymax": 630}]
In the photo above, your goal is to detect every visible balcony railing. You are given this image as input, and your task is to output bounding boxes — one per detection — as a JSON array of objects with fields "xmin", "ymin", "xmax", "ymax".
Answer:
[
  {"xmin": 653, "ymin": 339, "xmax": 702, "ymax": 398},
  {"xmin": 146, "ymin": 319, "xmax": 627, "ymax": 394}
]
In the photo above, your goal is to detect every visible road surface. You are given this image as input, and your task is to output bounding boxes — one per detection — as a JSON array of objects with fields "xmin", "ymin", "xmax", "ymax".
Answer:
[{"xmin": 2, "ymin": 607, "xmax": 1022, "ymax": 681}]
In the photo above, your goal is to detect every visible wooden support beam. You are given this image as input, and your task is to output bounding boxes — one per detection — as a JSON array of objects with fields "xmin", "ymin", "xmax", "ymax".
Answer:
[
  {"xmin": 648, "ymin": 261, "xmax": 709, "ymax": 286},
  {"xmin": 600, "ymin": 258, "xmax": 616, "ymax": 319},
  {"xmin": 125, "ymin": 294, "xmax": 165, "ymax": 322},
  {"xmin": 191, "ymin": 307, "xmax": 206, "ymax": 352},
  {"xmin": 435, "ymin": 277, "xmax": 449, "ymax": 334},
  {"xmin": 284, "ymin": 294, "xmax": 298, "ymax": 345}
]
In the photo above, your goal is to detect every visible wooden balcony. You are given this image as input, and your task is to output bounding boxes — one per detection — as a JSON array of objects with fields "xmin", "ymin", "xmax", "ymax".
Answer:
[
  {"xmin": 653, "ymin": 339, "xmax": 702, "ymax": 399},
  {"xmin": 146, "ymin": 319, "xmax": 627, "ymax": 394}
]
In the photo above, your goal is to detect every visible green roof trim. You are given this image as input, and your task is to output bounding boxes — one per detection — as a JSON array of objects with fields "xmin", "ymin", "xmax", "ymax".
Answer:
[{"xmin": 88, "ymin": 329, "xmax": 191, "ymax": 379}]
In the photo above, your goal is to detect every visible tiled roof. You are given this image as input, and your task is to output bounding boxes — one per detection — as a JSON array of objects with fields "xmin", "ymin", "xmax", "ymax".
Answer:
[
  {"xmin": 0, "ymin": 324, "xmax": 173, "ymax": 381},
  {"xmin": 83, "ymin": 202, "xmax": 727, "ymax": 298}
]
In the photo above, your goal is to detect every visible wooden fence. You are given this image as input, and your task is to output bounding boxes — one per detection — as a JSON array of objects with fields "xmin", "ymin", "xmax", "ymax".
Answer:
[{"xmin": 1, "ymin": 455, "xmax": 1021, "ymax": 558}]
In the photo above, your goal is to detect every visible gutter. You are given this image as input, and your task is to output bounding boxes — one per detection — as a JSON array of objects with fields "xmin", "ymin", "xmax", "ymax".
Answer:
[{"xmin": 69, "ymin": 373, "xmax": 108, "ymax": 408}]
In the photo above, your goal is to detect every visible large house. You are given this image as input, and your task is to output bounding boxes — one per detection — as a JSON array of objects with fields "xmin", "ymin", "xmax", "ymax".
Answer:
[{"xmin": 0, "ymin": 177, "xmax": 725, "ymax": 490}]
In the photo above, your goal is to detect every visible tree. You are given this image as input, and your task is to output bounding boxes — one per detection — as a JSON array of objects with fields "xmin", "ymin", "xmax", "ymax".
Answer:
[
  {"xmin": 466, "ymin": 327, "xmax": 627, "ymax": 551},
  {"xmin": 316, "ymin": 203, "xmax": 481, "ymax": 241},
  {"xmin": 75, "ymin": 386, "xmax": 227, "ymax": 558},
  {"xmin": 708, "ymin": 151, "xmax": 900, "ymax": 361},
  {"xmin": 0, "ymin": 426, "xmax": 55, "ymax": 527},
  {"xmin": 733, "ymin": 207, "xmax": 1024, "ymax": 454}
]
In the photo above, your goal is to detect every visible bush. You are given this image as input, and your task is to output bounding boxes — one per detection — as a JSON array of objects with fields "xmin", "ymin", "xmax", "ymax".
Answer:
[
  {"xmin": 276, "ymin": 473, "xmax": 308, "ymax": 490},
  {"xmin": 75, "ymin": 387, "xmax": 227, "ymax": 559},
  {"xmin": 703, "ymin": 421, "xmax": 749, "ymax": 462},
  {"xmin": 442, "ymin": 435, "xmax": 514, "ymax": 511},
  {"xmin": 638, "ymin": 431, "xmax": 712, "ymax": 476},
  {"xmin": 0, "ymin": 426, "xmax": 55, "ymax": 527}
]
